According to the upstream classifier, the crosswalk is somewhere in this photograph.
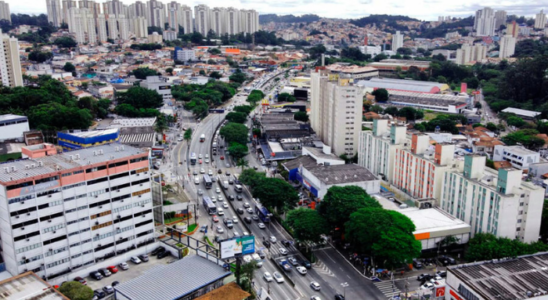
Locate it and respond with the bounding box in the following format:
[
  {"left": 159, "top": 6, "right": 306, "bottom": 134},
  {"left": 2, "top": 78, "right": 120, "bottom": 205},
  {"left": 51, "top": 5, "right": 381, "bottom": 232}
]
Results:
[
  {"left": 313, "top": 260, "right": 335, "bottom": 277},
  {"left": 374, "top": 280, "right": 402, "bottom": 299}
]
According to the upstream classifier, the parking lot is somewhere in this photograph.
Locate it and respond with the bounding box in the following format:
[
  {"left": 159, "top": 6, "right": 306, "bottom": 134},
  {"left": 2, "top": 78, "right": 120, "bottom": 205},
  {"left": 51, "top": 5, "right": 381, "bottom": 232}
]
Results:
[{"left": 85, "top": 252, "right": 178, "bottom": 294}]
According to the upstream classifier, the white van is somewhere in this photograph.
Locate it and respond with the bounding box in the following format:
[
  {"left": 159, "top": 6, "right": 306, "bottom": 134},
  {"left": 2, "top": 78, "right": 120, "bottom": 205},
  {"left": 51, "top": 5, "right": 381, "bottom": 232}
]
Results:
[{"left": 252, "top": 253, "right": 263, "bottom": 267}]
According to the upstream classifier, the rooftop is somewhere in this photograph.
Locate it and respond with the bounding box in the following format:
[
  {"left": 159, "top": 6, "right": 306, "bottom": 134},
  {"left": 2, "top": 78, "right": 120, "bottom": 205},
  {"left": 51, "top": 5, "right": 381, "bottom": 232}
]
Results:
[
  {"left": 114, "top": 255, "right": 231, "bottom": 300},
  {"left": 0, "top": 114, "right": 27, "bottom": 122},
  {"left": 357, "top": 78, "right": 445, "bottom": 93},
  {"left": 388, "top": 90, "right": 468, "bottom": 106},
  {"left": 194, "top": 282, "right": 250, "bottom": 300},
  {"left": 497, "top": 145, "right": 540, "bottom": 156},
  {"left": 501, "top": 107, "right": 541, "bottom": 118},
  {"left": 285, "top": 155, "right": 378, "bottom": 184},
  {"left": 0, "top": 272, "right": 69, "bottom": 300},
  {"left": 325, "top": 63, "right": 378, "bottom": 74},
  {"left": 109, "top": 118, "right": 157, "bottom": 128},
  {"left": 449, "top": 252, "right": 548, "bottom": 300},
  {"left": 61, "top": 129, "right": 119, "bottom": 138}
]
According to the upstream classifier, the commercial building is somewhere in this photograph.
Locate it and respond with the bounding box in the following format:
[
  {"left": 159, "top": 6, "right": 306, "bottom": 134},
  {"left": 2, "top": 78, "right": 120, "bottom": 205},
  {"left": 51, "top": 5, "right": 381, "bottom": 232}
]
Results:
[
  {"left": 446, "top": 252, "right": 548, "bottom": 300},
  {"left": 474, "top": 7, "right": 496, "bottom": 36},
  {"left": 358, "top": 45, "right": 382, "bottom": 56},
  {"left": 456, "top": 43, "right": 487, "bottom": 65},
  {"left": 140, "top": 76, "right": 172, "bottom": 103},
  {"left": 387, "top": 91, "right": 468, "bottom": 113},
  {"left": 0, "top": 114, "right": 29, "bottom": 143},
  {"left": 0, "top": 143, "right": 157, "bottom": 282},
  {"left": 391, "top": 30, "right": 404, "bottom": 51},
  {"left": 310, "top": 70, "right": 364, "bottom": 156},
  {"left": 324, "top": 63, "right": 379, "bottom": 81},
  {"left": 367, "top": 59, "right": 431, "bottom": 74},
  {"left": 0, "top": 30, "right": 23, "bottom": 87},
  {"left": 57, "top": 129, "right": 120, "bottom": 150},
  {"left": 492, "top": 145, "right": 540, "bottom": 170},
  {"left": 114, "top": 255, "right": 232, "bottom": 300},
  {"left": 46, "top": 0, "right": 63, "bottom": 27},
  {"left": 357, "top": 77, "right": 449, "bottom": 94},
  {"left": 147, "top": 31, "right": 162, "bottom": 43},
  {"left": 440, "top": 155, "right": 544, "bottom": 242},
  {"left": 0, "top": 271, "right": 70, "bottom": 300},
  {"left": 174, "top": 47, "right": 196, "bottom": 62},
  {"left": 535, "top": 9, "right": 547, "bottom": 29},
  {"left": 499, "top": 35, "right": 516, "bottom": 59},
  {"left": 501, "top": 107, "right": 541, "bottom": 120},
  {"left": 0, "top": 0, "right": 10, "bottom": 22}
]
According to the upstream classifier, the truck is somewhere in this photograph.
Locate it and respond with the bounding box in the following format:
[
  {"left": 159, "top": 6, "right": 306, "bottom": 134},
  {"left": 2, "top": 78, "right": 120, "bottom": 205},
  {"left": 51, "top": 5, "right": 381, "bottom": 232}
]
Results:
[{"left": 200, "top": 134, "right": 205, "bottom": 142}]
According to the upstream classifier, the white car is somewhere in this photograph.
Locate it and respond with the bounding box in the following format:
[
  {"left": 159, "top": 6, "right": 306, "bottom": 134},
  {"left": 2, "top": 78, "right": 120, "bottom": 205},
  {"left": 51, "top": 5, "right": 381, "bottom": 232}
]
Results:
[
  {"left": 421, "top": 283, "right": 434, "bottom": 290},
  {"left": 234, "top": 231, "right": 239, "bottom": 237},
  {"left": 200, "top": 168, "right": 205, "bottom": 174},
  {"left": 222, "top": 202, "right": 229, "bottom": 208},
  {"left": 258, "top": 223, "right": 266, "bottom": 229},
  {"left": 263, "top": 272, "right": 273, "bottom": 282},
  {"left": 205, "top": 154, "right": 209, "bottom": 159},
  {"left": 208, "top": 170, "right": 213, "bottom": 176},
  {"left": 273, "top": 272, "right": 284, "bottom": 283},
  {"left": 310, "top": 297, "right": 321, "bottom": 300},
  {"left": 197, "top": 189, "right": 203, "bottom": 195},
  {"left": 130, "top": 256, "right": 141, "bottom": 264},
  {"left": 205, "top": 158, "right": 210, "bottom": 164},
  {"left": 217, "top": 208, "right": 224, "bottom": 216},
  {"left": 216, "top": 226, "right": 224, "bottom": 233},
  {"left": 243, "top": 231, "right": 249, "bottom": 236},
  {"left": 296, "top": 266, "right": 307, "bottom": 275},
  {"left": 310, "top": 281, "right": 321, "bottom": 291},
  {"left": 269, "top": 236, "right": 277, "bottom": 243},
  {"left": 198, "top": 154, "right": 203, "bottom": 159},
  {"left": 232, "top": 216, "right": 239, "bottom": 223},
  {"left": 216, "top": 187, "right": 221, "bottom": 194},
  {"left": 279, "top": 247, "right": 288, "bottom": 255},
  {"left": 430, "top": 275, "right": 443, "bottom": 283},
  {"left": 218, "top": 196, "right": 223, "bottom": 201}
]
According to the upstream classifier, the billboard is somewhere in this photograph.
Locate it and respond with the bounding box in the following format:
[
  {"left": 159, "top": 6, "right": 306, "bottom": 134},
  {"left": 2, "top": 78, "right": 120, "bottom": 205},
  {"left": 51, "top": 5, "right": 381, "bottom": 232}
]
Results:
[{"left": 220, "top": 236, "right": 255, "bottom": 259}]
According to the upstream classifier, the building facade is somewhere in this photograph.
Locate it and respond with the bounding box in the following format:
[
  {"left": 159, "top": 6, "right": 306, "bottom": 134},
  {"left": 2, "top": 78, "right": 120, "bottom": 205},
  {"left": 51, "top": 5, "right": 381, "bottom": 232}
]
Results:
[
  {"left": 0, "top": 30, "right": 23, "bottom": 87},
  {"left": 456, "top": 43, "right": 486, "bottom": 65},
  {"left": 499, "top": 35, "right": 516, "bottom": 59},
  {"left": 494, "top": 10, "right": 506, "bottom": 30},
  {"left": 535, "top": 9, "right": 547, "bottom": 29},
  {"left": 474, "top": 7, "right": 496, "bottom": 36},
  {"left": 47, "top": 0, "right": 63, "bottom": 27},
  {"left": 0, "top": 0, "right": 10, "bottom": 22},
  {"left": 174, "top": 47, "right": 195, "bottom": 62},
  {"left": 391, "top": 31, "right": 403, "bottom": 52},
  {"left": 505, "top": 21, "right": 519, "bottom": 38},
  {"left": 194, "top": 4, "right": 210, "bottom": 36},
  {"left": 492, "top": 145, "right": 540, "bottom": 170}
]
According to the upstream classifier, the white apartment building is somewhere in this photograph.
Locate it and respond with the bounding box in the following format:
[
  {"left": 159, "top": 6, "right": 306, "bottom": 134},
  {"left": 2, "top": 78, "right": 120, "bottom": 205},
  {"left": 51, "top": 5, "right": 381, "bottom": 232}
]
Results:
[
  {"left": 211, "top": 7, "right": 226, "bottom": 35},
  {"left": 0, "top": 143, "right": 157, "bottom": 282},
  {"left": 0, "top": 30, "right": 23, "bottom": 87},
  {"left": 167, "top": 1, "right": 181, "bottom": 32},
  {"left": 225, "top": 7, "right": 240, "bottom": 35},
  {"left": 456, "top": 43, "right": 486, "bottom": 65},
  {"left": 118, "top": 15, "right": 129, "bottom": 40},
  {"left": 494, "top": 10, "right": 506, "bottom": 30},
  {"left": 310, "top": 70, "right": 364, "bottom": 156},
  {"left": 499, "top": 35, "right": 516, "bottom": 59},
  {"left": 68, "top": 7, "right": 97, "bottom": 44},
  {"left": 474, "top": 7, "right": 496, "bottom": 36},
  {"left": 391, "top": 31, "right": 403, "bottom": 52},
  {"left": 46, "top": 0, "right": 63, "bottom": 27},
  {"left": 103, "top": 0, "right": 126, "bottom": 18},
  {"left": 535, "top": 10, "right": 547, "bottom": 29},
  {"left": 0, "top": 114, "right": 29, "bottom": 142},
  {"left": 194, "top": 4, "right": 210, "bottom": 36},
  {"left": 492, "top": 145, "right": 540, "bottom": 170},
  {"left": 358, "top": 119, "right": 407, "bottom": 182},
  {"left": 162, "top": 30, "right": 177, "bottom": 41},
  {"left": 440, "top": 155, "right": 544, "bottom": 242},
  {"left": 180, "top": 5, "right": 193, "bottom": 35},
  {"left": 0, "top": 0, "right": 10, "bottom": 22},
  {"left": 174, "top": 48, "right": 195, "bottom": 62},
  {"left": 132, "top": 17, "right": 148, "bottom": 39},
  {"left": 358, "top": 45, "right": 382, "bottom": 56},
  {"left": 146, "top": 0, "right": 165, "bottom": 28},
  {"left": 62, "top": 0, "right": 77, "bottom": 27},
  {"left": 107, "top": 14, "right": 118, "bottom": 40},
  {"left": 97, "top": 14, "right": 107, "bottom": 42},
  {"left": 240, "top": 9, "right": 259, "bottom": 34}
]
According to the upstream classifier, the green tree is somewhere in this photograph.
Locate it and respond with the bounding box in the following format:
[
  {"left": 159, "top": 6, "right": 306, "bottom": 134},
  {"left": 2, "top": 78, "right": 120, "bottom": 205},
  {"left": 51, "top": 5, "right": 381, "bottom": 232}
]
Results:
[
  {"left": 252, "top": 178, "right": 299, "bottom": 213},
  {"left": 116, "top": 86, "right": 163, "bottom": 109},
  {"left": 465, "top": 233, "right": 548, "bottom": 261},
  {"left": 58, "top": 281, "right": 94, "bottom": 300},
  {"left": 229, "top": 69, "right": 247, "bottom": 84},
  {"left": 220, "top": 122, "right": 248, "bottom": 145},
  {"left": 370, "top": 105, "right": 383, "bottom": 113},
  {"left": 294, "top": 111, "right": 309, "bottom": 122},
  {"left": 209, "top": 71, "right": 222, "bottom": 79},
  {"left": 234, "top": 105, "right": 253, "bottom": 115},
  {"left": 372, "top": 88, "right": 389, "bottom": 102},
  {"left": 246, "top": 90, "right": 264, "bottom": 106},
  {"left": 63, "top": 62, "right": 76, "bottom": 73},
  {"left": 278, "top": 92, "right": 296, "bottom": 102},
  {"left": 165, "top": 67, "right": 173, "bottom": 75},
  {"left": 236, "top": 158, "right": 249, "bottom": 171},
  {"left": 228, "top": 142, "right": 248, "bottom": 160},
  {"left": 285, "top": 208, "right": 329, "bottom": 243},
  {"left": 225, "top": 112, "right": 247, "bottom": 123},
  {"left": 208, "top": 47, "right": 222, "bottom": 55},
  {"left": 318, "top": 186, "right": 381, "bottom": 232},
  {"left": 28, "top": 50, "right": 52, "bottom": 63},
  {"left": 506, "top": 116, "right": 526, "bottom": 128},
  {"left": 184, "top": 128, "right": 192, "bottom": 142},
  {"left": 486, "top": 122, "right": 497, "bottom": 132},
  {"left": 383, "top": 106, "right": 399, "bottom": 116},
  {"left": 398, "top": 107, "right": 423, "bottom": 121},
  {"left": 239, "top": 169, "right": 265, "bottom": 188},
  {"left": 132, "top": 67, "right": 160, "bottom": 79},
  {"left": 54, "top": 37, "right": 77, "bottom": 48},
  {"left": 199, "top": 70, "right": 206, "bottom": 76}
]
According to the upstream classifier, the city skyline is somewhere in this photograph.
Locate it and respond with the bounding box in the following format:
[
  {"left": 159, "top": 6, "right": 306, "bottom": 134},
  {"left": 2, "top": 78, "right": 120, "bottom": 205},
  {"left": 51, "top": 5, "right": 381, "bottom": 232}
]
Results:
[{"left": 0, "top": 0, "right": 546, "bottom": 22}]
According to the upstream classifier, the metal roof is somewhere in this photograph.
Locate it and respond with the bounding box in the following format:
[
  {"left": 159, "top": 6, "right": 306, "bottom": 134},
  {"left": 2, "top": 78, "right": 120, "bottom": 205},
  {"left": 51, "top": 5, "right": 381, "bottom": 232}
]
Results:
[
  {"left": 63, "top": 129, "right": 119, "bottom": 138},
  {"left": 0, "top": 114, "right": 27, "bottom": 122},
  {"left": 357, "top": 78, "right": 445, "bottom": 93},
  {"left": 501, "top": 107, "right": 541, "bottom": 118},
  {"left": 114, "top": 255, "right": 231, "bottom": 300}
]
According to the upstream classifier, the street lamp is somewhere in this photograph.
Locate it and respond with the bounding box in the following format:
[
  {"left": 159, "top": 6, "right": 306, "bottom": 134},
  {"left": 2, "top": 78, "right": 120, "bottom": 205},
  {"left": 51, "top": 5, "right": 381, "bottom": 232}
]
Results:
[{"left": 341, "top": 282, "right": 349, "bottom": 298}]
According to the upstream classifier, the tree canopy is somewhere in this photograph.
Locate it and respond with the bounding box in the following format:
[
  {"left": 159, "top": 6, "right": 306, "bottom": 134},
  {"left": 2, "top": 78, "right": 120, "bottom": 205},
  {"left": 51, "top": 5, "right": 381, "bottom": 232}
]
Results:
[
  {"left": 54, "top": 37, "right": 77, "bottom": 48},
  {"left": 465, "top": 233, "right": 548, "bottom": 262},
  {"left": 372, "top": 88, "right": 389, "bottom": 102},
  {"left": 278, "top": 92, "right": 296, "bottom": 102},
  {"left": 294, "top": 111, "right": 309, "bottom": 122},
  {"left": 227, "top": 142, "right": 248, "bottom": 160},
  {"left": 132, "top": 67, "right": 160, "bottom": 80},
  {"left": 285, "top": 208, "right": 329, "bottom": 243},
  {"left": 225, "top": 112, "right": 247, "bottom": 123},
  {"left": 58, "top": 281, "right": 94, "bottom": 300},
  {"left": 251, "top": 177, "right": 299, "bottom": 214},
  {"left": 246, "top": 90, "right": 264, "bottom": 106},
  {"left": 220, "top": 122, "right": 248, "bottom": 145},
  {"left": 239, "top": 169, "right": 266, "bottom": 188},
  {"left": 28, "top": 50, "right": 52, "bottom": 63},
  {"left": 116, "top": 86, "right": 163, "bottom": 109},
  {"left": 229, "top": 69, "right": 247, "bottom": 84}
]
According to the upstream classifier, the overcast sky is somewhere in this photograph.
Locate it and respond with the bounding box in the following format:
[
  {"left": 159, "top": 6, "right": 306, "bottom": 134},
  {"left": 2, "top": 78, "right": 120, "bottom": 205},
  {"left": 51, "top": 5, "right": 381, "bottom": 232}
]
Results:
[{"left": 4, "top": 0, "right": 546, "bottom": 21}]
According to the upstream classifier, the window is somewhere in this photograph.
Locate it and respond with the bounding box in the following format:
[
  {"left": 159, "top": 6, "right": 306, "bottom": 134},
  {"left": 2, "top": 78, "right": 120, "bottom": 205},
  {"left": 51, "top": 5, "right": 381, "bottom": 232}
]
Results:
[
  {"left": 63, "top": 182, "right": 85, "bottom": 190},
  {"left": 43, "top": 234, "right": 67, "bottom": 245},
  {"left": 86, "top": 165, "right": 107, "bottom": 173},
  {"left": 73, "top": 170, "right": 84, "bottom": 175},
  {"left": 7, "top": 181, "right": 33, "bottom": 191},
  {"left": 36, "top": 176, "right": 59, "bottom": 185},
  {"left": 108, "top": 160, "right": 128, "bottom": 168},
  {"left": 130, "top": 157, "right": 148, "bottom": 164},
  {"left": 8, "top": 194, "right": 35, "bottom": 205},
  {"left": 16, "top": 242, "right": 41, "bottom": 254}
]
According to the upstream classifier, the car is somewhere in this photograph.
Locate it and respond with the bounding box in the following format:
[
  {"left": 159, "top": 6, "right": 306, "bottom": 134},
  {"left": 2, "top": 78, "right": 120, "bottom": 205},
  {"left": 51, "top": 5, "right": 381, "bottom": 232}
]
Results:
[
  {"left": 232, "top": 216, "right": 239, "bottom": 223},
  {"left": 281, "top": 240, "right": 291, "bottom": 247},
  {"left": 335, "top": 294, "right": 345, "bottom": 300},
  {"left": 216, "top": 226, "right": 224, "bottom": 233},
  {"left": 417, "top": 274, "right": 432, "bottom": 281},
  {"left": 273, "top": 272, "right": 284, "bottom": 283},
  {"left": 94, "top": 289, "right": 106, "bottom": 299},
  {"left": 233, "top": 231, "right": 240, "bottom": 237},
  {"left": 310, "top": 296, "right": 322, "bottom": 300},
  {"left": 288, "top": 257, "right": 299, "bottom": 265},
  {"left": 193, "top": 170, "right": 198, "bottom": 175},
  {"left": 296, "top": 266, "right": 307, "bottom": 275},
  {"left": 436, "top": 271, "right": 447, "bottom": 278},
  {"left": 198, "top": 154, "right": 203, "bottom": 159},
  {"left": 74, "top": 277, "right": 87, "bottom": 285},
  {"left": 279, "top": 247, "right": 288, "bottom": 255},
  {"left": 438, "top": 255, "right": 456, "bottom": 266},
  {"left": 413, "top": 259, "right": 423, "bottom": 269},
  {"left": 216, "top": 187, "right": 221, "bottom": 194},
  {"left": 430, "top": 275, "right": 443, "bottom": 283},
  {"left": 200, "top": 225, "right": 207, "bottom": 232},
  {"left": 200, "top": 168, "right": 205, "bottom": 174},
  {"left": 258, "top": 222, "right": 266, "bottom": 229},
  {"left": 229, "top": 179, "right": 234, "bottom": 185},
  {"left": 205, "top": 158, "right": 210, "bottom": 163},
  {"left": 208, "top": 169, "right": 213, "bottom": 176},
  {"left": 269, "top": 236, "right": 277, "bottom": 243},
  {"left": 106, "top": 266, "right": 118, "bottom": 273},
  {"left": 218, "top": 169, "right": 223, "bottom": 174},
  {"left": 262, "top": 240, "right": 271, "bottom": 248},
  {"left": 310, "top": 281, "right": 321, "bottom": 291},
  {"left": 243, "top": 202, "right": 250, "bottom": 208},
  {"left": 226, "top": 170, "right": 231, "bottom": 175},
  {"left": 112, "top": 281, "right": 120, "bottom": 287},
  {"left": 211, "top": 197, "right": 217, "bottom": 203},
  {"left": 98, "top": 268, "right": 111, "bottom": 277},
  {"left": 236, "top": 195, "right": 243, "bottom": 201},
  {"left": 246, "top": 207, "right": 253, "bottom": 214},
  {"left": 151, "top": 246, "right": 165, "bottom": 256},
  {"left": 89, "top": 271, "right": 103, "bottom": 280},
  {"left": 224, "top": 218, "right": 234, "bottom": 228},
  {"left": 280, "top": 260, "right": 291, "bottom": 272},
  {"left": 243, "top": 231, "right": 249, "bottom": 236},
  {"left": 244, "top": 217, "right": 252, "bottom": 223},
  {"left": 228, "top": 195, "right": 235, "bottom": 201},
  {"left": 138, "top": 254, "right": 149, "bottom": 262},
  {"left": 212, "top": 215, "right": 219, "bottom": 222},
  {"left": 220, "top": 156, "right": 225, "bottom": 160},
  {"left": 118, "top": 262, "right": 129, "bottom": 270},
  {"left": 264, "top": 272, "right": 273, "bottom": 282},
  {"left": 421, "top": 283, "right": 434, "bottom": 290},
  {"left": 237, "top": 208, "right": 244, "bottom": 214},
  {"left": 217, "top": 208, "right": 225, "bottom": 216},
  {"left": 197, "top": 189, "right": 203, "bottom": 195},
  {"left": 199, "top": 159, "right": 202, "bottom": 164},
  {"left": 158, "top": 250, "right": 170, "bottom": 259},
  {"left": 301, "top": 260, "right": 312, "bottom": 269},
  {"left": 103, "top": 286, "right": 114, "bottom": 294}
]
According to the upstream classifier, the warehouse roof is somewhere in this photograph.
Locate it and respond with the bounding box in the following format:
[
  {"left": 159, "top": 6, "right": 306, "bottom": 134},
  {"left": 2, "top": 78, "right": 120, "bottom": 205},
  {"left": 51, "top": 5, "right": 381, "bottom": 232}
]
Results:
[
  {"left": 501, "top": 107, "right": 541, "bottom": 118},
  {"left": 283, "top": 155, "right": 378, "bottom": 184},
  {"left": 115, "top": 255, "right": 231, "bottom": 300},
  {"left": 0, "top": 272, "right": 69, "bottom": 300},
  {"left": 357, "top": 78, "right": 445, "bottom": 93},
  {"left": 388, "top": 90, "right": 468, "bottom": 106}
]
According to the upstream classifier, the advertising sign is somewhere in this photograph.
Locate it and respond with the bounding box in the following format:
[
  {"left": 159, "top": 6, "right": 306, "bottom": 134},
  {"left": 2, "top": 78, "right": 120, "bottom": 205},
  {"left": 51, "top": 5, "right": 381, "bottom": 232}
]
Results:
[{"left": 220, "top": 236, "right": 255, "bottom": 259}]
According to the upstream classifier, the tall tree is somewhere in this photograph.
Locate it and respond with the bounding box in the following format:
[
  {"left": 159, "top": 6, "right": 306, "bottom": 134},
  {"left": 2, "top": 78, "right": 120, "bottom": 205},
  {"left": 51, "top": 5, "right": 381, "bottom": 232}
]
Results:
[
  {"left": 252, "top": 178, "right": 299, "bottom": 213},
  {"left": 228, "top": 142, "right": 248, "bottom": 160},
  {"left": 239, "top": 169, "right": 265, "bottom": 188},
  {"left": 220, "top": 122, "right": 248, "bottom": 145},
  {"left": 372, "top": 88, "right": 389, "bottom": 102},
  {"left": 285, "top": 208, "right": 329, "bottom": 243},
  {"left": 116, "top": 86, "right": 163, "bottom": 109},
  {"left": 58, "top": 281, "right": 94, "bottom": 300}
]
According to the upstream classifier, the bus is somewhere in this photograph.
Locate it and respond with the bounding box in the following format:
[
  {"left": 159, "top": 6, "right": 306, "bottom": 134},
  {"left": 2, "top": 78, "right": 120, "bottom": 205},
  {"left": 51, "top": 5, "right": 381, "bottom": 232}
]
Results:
[
  {"left": 203, "top": 174, "right": 212, "bottom": 189},
  {"left": 255, "top": 203, "right": 272, "bottom": 223},
  {"left": 190, "top": 153, "right": 197, "bottom": 165},
  {"left": 202, "top": 196, "right": 217, "bottom": 215},
  {"left": 200, "top": 134, "right": 205, "bottom": 142}
]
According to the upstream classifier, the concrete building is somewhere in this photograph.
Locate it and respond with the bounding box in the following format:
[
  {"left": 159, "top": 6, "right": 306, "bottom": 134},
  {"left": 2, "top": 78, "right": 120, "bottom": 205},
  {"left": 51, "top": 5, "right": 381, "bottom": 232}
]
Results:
[
  {"left": 103, "top": 0, "right": 126, "bottom": 18},
  {"left": 118, "top": 15, "right": 129, "bottom": 40},
  {"left": 391, "top": 30, "right": 403, "bottom": 51},
  {"left": 211, "top": 7, "right": 226, "bottom": 35},
  {"left": 62, "top": 0, "right": 77, "bottom": 27},
  {"left": 162, "top": 30, "right": 177, "bottom": 41},
  {"left": 474, "top": 7, "right": 496, "bottom": 36},
  {"left": 194, "top": 4, "right": 210, "bottom": 36},
  {"left": 494, "top": 10, "right": 507, "bottom": 30},
  {"left": 0, "top": 143, "right": 157, "bottom": 283},
  {"left": 535, "top": 9, "right": 547, "bottom": 29},
  {"left": 0, "top": 0, "right": 10, "bottom": 22},
  {"left": 107, "top": 14, "right": 118, "bottom": 40},
  {"left": 225, "top": 7, "right": 240, "bottom": 35},
  {"left": 325, "top": 63, "right": 379, "bottom": 81},
  {"left": 358, "top": 119, "right": 407, "bottom": 182},
  {"left": 357, "top": 77, "right": 448, "bottom": 94},
  {"left": 140, "top": 76, "right": 171, "bottom": 103},
  {"left": 456, "top": 43, "right": 487, "bottom": 65},
  {"left": 310, "top": 70, "right": 364, "bottom": 156},
  {"left": 173, "top": 47, "right": 195, "bottom": 62},
  {"left": 132, "top": 17, "right": 148, "bottom": 38},
  {"left": 167, "top": 1, "right": 181, "bottom": 32},
  {"left": 499, "top": 35, "right": 516, "bottom": 59},
  {"left": 0, "top": 30, "right": 23, "bottom": 87},
  {"left": 358, "top": 45, "right": 382, "bottom": 56},
  {"left": 441, "top": 155, "right": 544, "bottom": 242},
  {"left": 240, "top": 9, "right": 259, "bottom": 34},
  {"left": 492, "top": 145, "right": 540, "bottom": 170},
  {"left": 147, "top": 31, "right": 162, "bottom": 43},
  {"left": 0, "top": 271, "right": 70, "bottom": 299},
  {"left": 501, "top": 107, "right": 541, "bottom": 120},
  {"left": 387, "top": 91, "right": 468, "bottom": 114},
  {"left": 0, "top": 114, "right": 29, "bottom": 143},
  {"left": 146, "top": 0, "right": 165, "bottom": 28},
  {"left": 46, "top": 0, "right": 63, "bottom": 27},
  {"left": 446, "top": 252, "right": 548, "bottom": 300},
  {"left": 96, "top": 14, "right": 107, "bottom": 42},
  {"left": 506, "top": 21, "right": 519, "bottom": 38},
  {"left": 180, "top": 5, "right": 193, "bottom": 35}
]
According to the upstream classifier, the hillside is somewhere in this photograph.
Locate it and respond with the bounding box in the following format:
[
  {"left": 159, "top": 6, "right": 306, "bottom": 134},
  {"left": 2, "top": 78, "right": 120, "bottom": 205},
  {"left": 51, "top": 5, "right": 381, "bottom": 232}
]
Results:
[
  {"left": 350, "top": 14, "right": 419, "bottom": 31},
  {"left": 259, "top": 14, "right": 320, "bottom": 24},
  {"left": 417, "top": 16, "right": 474, "bottom": 38}
]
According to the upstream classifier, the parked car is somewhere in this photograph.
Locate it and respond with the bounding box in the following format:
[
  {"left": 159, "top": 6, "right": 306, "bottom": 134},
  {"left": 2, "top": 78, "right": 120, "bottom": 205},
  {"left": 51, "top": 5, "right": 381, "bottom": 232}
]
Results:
[
  {"left": 421, "top": 283, "right": 434, "bottom": 290},
  {"left": 151, "top": 246, "right": 165, "bottom": 256},
  {"left": 138, "top": 254, "right": 149, "bottom": 262},
  {"left": 103, "top": 285, "right": 114, "bottom": 294},
  {"left": 130, "top": 256, "right": 142, "bottom": 264},
  {"left": 158, "top": 250, "right": 170, "bottom": 259},
  {"left": 98, "top": 268, "right": 111, "bottom": 277},
  {"left": 74, "top": 277, "right": 87, "bottom": 285},
  {"left": 417, "top": 274, "right": 432, "bottom": 281},
  {"left": 93, "top": 289, "right": 106, "bottom": 299},
  {"left": 413, "top": 259, "right": 423, "bottom": 269},
  {"left": 438, "top": 255, "right": 456, "bottom": 266},
  {"left": 118, "top": 262, "right": 129, "bottom": 270},
  {"left": 112, "top": 281, "right": 120, "bottom": 287},
  {"left": 89, "top": 271, "right": 103, "bottom": 280},
  {"left": 436, "top": 271, "right": 447, "bottom": 278},
  {"left": 106, "top": 266, "right": 118, "bottom": 274}
]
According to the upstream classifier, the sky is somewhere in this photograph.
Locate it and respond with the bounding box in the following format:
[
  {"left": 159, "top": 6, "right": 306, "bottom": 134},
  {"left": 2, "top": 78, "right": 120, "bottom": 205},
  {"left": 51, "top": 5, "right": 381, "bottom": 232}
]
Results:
[{"left": 4, "top": 0, "right": 546, "bottom": 21}]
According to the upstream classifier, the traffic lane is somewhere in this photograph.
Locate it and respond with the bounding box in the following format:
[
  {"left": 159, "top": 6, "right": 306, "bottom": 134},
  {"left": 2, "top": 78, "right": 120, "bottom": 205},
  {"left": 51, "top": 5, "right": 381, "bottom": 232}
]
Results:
[
  {"left": 255, "top": 259, "right": 300, "bottom": 300},
  {"left": 314, "top": 248, "right": 387, "bottom": 300}
]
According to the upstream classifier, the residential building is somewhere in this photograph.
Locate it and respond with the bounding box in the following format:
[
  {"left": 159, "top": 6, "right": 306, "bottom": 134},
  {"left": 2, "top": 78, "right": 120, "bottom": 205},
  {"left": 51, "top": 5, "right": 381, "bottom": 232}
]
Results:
[
  {"left": 211, "top": 7, "right": 226, "bottom": 35},
  {"left": 310, "top": 70, "right": 364, "bottom": 156},
  {"left": 492, "top": 145, "right": 540, "bottom": 170},
  {"left": 225, "top": 7, "right": 240, "bottom": 35},
  {"left": 0, "top": 0, "right": 10, "bottom": 22},
  {"left": 167, "top": 1, "right": 181, "bottom": 32},
  {"left": 147, "top": 0, "right": 165, "bottom": 28},
  {"left": 325, "top": 63, "right": 379, "bottom": 81},
  {"left": 103, "top": 0, "right": 126, "bottom": 17},
  {"left": 46, "top": 0, "right": 63, "bottom": 27},
  {"left": 446, "top": 253, "right": 548, "bottom": 300},
  {"left": 174, "top": 47, "right": 195, "bottom": 62},
  {"left": 132, "top": 17, "right": 148, "bottom": 38},
  {"left": 358, "top": 45, "right": 382, "bottom": 56},
  {"left": 391, "top": 30, "right": 403, "bottom": 51},
  {"left": 118, "top": 15, "right": 129, "bottom": 40},
  {"left": 240, "top": 9, "right": 259, "bottom": 34},
  {"left": 194, "top": 4, "right": 210, "bottom": 36},
  {"left": 440, "top": 155, "right": 544, "bottom": 242},
  {"left": 0, "top": 143, "right": 156, "bottom": 282},
  {"left": 147, "top": 31, "right": 162, "bottom": 43},
  {"left": 0, "top": 272, "right": 70, "bottom": 300},
  {"left": 0, "top": 114, "right": 29, "bottom": 142},
  {"left": 163, "top": 30, "right": 177, "bottom": 41},
  {"left": 494, "top": 10, "right": 506, "bottom": 30},
  {"left": 456, "top": 43, "right": 487, "bottom": 65},
  {"left": 107, "top": 14, "right": 118, "bottom": 40},
  {"left": 140, "top": 76, "right": 171, "bottom": 103},
  {"left": 358, "top": 119, "right": 407, "bottom": 182},
  {"left": 97, "top": 14, "right": 107, "bottom": 42},
  {"left": 506, "top": 20, "right": 519, "bottom": 38},
  {"left": 180, "top": 5, "right": 193, "bottom": 34},
  {"left": 499, "top": 35, "right": 516, "bottom": 59},
  {"left": 68, "top": 7, "right": 98, "bottom": 44},
  {"left": 474, "top": 7, "right": 496, "bottom": 36},
  {"left": 535, "top": 9, "right": 547, "bottom": 29},
  {"left": 0, "top": 30, "right": 23, "bottom": 87},
  {"left": 62, "top": 0, "right": 77, "bottom": 26}
]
